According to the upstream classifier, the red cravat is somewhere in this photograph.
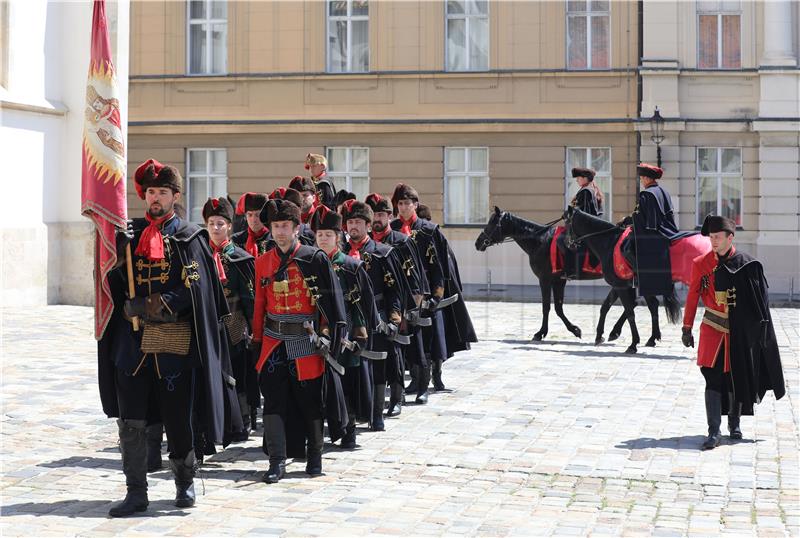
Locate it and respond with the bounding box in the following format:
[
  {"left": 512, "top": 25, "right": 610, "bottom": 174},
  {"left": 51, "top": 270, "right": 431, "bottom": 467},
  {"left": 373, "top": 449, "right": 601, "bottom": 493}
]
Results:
[
  {"left": 372, "top": 227, "right": 390, "bottom": 242},
  {"left": 348, "top": 236, "right": 368, "bottom": 260},
  {"left": 134, "top": 211, "right": 175, "bottom": 261},
  {"left": 399, "top": 214, "right": 417, "bottom": 236},
  {"left": 245, "top": 227, "right": 267, "bottom": 258},
  {"left": 210, "top": 239, "right": 230, "bottom": 283}
]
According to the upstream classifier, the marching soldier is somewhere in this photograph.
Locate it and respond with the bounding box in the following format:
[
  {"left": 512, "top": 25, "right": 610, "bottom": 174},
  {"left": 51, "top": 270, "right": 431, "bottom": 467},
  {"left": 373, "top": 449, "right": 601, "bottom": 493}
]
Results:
[
  {"left": 251, "top": 198, "right": 347, "bottom": 483},
  {"left": 559, "top": 167, "right": 604, "bottom": 279},
  {"left": 305, "top": 153, "right": 337, "bottom": 211},
  {"left": 341, "top": 200, "right": 408, "bottom": 429},
  {"left": 621, "top": 163, "right": 684, "bottom": 297},
  {"left": 100, "top": 159, "right": 240, "bottom": 516},
  {"left": 312, "top": 205, "right": 380, "bottom": 447},
  {"left": 203, "top": 197, "right": 259, "bottom": 436},
  {"left": 232, "top": 192, "right": 271, "bottom": 257},
  {"left": 391, "top": 184, "right": 476, "bottom": 400},
  {"left": 366, "top": 192, "right": 428, "bottom": 416},
  {"left": 289, "top": 175, "right": 320, "bottom": 224},
  {"left": 682, "top": 215, "right": 785, "bottom": 449},
  {"left": 269, "top": 187, "right": 317, "bottom": 246}
]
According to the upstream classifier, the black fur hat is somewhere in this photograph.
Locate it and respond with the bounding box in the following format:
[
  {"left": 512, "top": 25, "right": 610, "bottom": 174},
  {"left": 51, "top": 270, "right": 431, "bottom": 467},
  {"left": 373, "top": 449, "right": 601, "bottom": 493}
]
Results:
[
  {"left": 571, "top": 167, "right": 596, "bottom": 181},
  {"left": 365, "top": 193, "right": 392, "bottom": 214},
  {"left": 202, "top": 197, "right": 234, "bottom": 222},
  {"left": 310, "top": 205, "right": 342, "bottom": 232},
  {"left": 700, "top": 214, "right": 736, "bottom": 236},
  {"left": 261, "top": 198, "right": 301, "bottom": 226},
  {"left": 340, "top": 199, "right": 373, "bottom": 223},
  {"left": 269, "top": 187, "right": 303, "bottom": 209},
  {"left": 134, "top": 159, "right": 183, "bottom": 199}
]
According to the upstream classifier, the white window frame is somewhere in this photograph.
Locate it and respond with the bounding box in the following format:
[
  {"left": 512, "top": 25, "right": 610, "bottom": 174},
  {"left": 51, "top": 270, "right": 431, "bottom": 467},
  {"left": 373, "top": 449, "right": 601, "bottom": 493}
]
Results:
[
  {"left": 566, "top": 0, "right": 611, "bottom": 70},
  {"left": 696, "top": 2, "right": 741, "bottom": 70},
  {"left": 326, "top": 0, "right": 370, "bottom": 73},
  {"left": 186, "top": 0, "right": 227, "bottom": 75},
  {"left": 564, "top": 147, "right": 612, "bottom": 222},
  {"left": 325, "top": 147, "right": 370, "bottom": 199},
  {"left": 186, "top": 148, "right": 228, "bottom": 223},
  {"left": 695, "top": 147, "right": 743, "bottom": 227},
  {"left": 444, "top": 146, "right": 490, "bottom": 226},
  {"left": 445, "top": 0, "right": 490, "bottom": 72}
]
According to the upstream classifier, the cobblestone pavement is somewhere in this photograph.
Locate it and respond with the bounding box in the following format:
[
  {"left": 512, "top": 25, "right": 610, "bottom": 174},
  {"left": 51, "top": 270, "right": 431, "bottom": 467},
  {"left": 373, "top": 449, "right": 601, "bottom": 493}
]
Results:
[{"left": 1, "top": 302, "right": 797, "bottom": 536}]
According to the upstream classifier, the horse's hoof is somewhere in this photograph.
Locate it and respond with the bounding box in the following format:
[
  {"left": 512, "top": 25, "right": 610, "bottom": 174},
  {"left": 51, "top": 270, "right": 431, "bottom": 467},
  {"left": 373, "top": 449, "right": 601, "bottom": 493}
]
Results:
[
  {"left": 625, "top": 345, "right": 638, "bottom": 354},
  {"left": 608, "top": 332, "right": 620, "bottom": 342},
  {"left": 645, "top": 337, "right": 657, "bottom": 347},
  {"left": 571, "top": 327, "right": 582, "bottom": 339},
  {"left": 532, "top": 333, "right": 544, "bottom": 342},
  {"left": 595, "top": 336, "right": 605, "bottom": 346}
]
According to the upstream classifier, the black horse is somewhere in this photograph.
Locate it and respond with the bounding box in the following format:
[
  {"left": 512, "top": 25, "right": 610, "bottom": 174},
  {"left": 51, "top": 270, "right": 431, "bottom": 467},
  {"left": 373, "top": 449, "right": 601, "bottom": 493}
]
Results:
[
  {"left": 475, "top": 206, "right": 629, "bottom": 342},
  {"left": 563, "top": 206, "right": 681, "bottom": 353}
]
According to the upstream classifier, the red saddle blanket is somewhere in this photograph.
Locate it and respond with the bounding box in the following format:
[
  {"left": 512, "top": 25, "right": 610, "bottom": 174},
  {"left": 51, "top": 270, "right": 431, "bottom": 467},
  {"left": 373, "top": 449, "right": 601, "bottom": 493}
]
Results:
[
  {"left": 550, "top": 226, "right": 603, "bottom": 276},
  {"left": 613, "top": 228, "right": 712, "bottom": 284}
]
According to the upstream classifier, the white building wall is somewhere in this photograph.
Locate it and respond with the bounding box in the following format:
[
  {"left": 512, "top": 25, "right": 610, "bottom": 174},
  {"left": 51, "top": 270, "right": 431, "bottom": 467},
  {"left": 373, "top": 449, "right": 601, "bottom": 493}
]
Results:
[{"left": 0, "top": 0, "right": 130, "bottom": 306}]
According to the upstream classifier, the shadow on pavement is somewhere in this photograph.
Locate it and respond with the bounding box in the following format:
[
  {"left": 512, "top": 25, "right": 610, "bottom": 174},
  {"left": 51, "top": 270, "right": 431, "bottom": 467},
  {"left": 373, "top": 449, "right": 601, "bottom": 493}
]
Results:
[
  {"left": 545, "top": 348, "right": 690, "bottom": 361},
  {"left": 0, "top": 499, "right": 190, "bottom": 518},
  {"left": 39, "top": 456, "right": 121, "bottom": 470},
  {"left": 616, "top": 435, "right": 759, "bottom": 451}
]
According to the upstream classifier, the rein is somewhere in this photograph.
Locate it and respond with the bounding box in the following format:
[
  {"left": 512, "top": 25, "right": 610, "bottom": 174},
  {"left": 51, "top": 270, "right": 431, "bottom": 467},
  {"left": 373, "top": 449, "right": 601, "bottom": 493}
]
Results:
[{"left": 567, "top": 223, "right": 621, "bottom": 243}]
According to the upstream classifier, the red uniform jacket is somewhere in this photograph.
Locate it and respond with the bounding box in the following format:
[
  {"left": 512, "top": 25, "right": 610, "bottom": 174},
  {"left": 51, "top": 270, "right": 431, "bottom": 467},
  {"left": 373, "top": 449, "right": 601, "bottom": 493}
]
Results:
[
  {"left": 252, "top": 245, "right": 324, "bottom": 381},
  {"left": 683, "top": 248, "right": 733, "bottom": 371}
]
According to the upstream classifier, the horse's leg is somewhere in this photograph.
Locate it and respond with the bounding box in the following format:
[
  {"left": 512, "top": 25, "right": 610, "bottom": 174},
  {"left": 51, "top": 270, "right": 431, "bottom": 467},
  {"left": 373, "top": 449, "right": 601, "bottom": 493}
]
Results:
[
  {"left": 620, "top": 287, "right": 640, "bottom": 354},
  {"left": 608, "top": 293, "right": 627, "bottom": 342},
  {"left": 533, "top": 278, "right": 551, "bottom": 341},
  {"left": 595, "top": 288, "right": 617, "bottom": 345},
  {"left": 553, "top": 278, "right": 581, "bottom": 338},
  {"left": 644, "top": 295, "right": 661, "bottom": 347}
]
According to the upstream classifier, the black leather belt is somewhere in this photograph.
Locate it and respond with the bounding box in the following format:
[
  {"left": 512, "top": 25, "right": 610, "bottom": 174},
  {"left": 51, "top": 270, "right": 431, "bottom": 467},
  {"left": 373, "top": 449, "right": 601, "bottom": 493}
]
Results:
[{"left": 265, "top": 319, "right": 308, "bottom": 336}]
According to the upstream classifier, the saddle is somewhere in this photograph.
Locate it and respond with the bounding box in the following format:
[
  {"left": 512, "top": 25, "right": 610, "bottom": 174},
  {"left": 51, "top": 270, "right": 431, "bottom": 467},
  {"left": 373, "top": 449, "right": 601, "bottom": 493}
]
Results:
[
  {"left": 613, "top": 228, "right": 710, "bottom": 284},
  {"left": 550, "top": 226, "right": 602, "bottom": 276}
]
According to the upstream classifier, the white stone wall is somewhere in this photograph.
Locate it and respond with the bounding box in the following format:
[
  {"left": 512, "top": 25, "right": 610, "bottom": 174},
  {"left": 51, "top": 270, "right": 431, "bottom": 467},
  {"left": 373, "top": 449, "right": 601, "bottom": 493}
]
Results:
[{"left": 0, "top": 0, "right": 130, "bottom": 307}]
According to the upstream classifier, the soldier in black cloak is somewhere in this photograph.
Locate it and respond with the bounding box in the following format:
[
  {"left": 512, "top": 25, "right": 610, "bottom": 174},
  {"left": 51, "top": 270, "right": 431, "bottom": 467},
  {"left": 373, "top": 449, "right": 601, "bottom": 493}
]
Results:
[
  {"left": 99, "top": 159, "right": 241, "bottom": 517},
  {"left": 203, "top": 197, "right": 259, "bottom": 437},
  {"left": 558, "top": 167, "right": 603, "bottom": 279},
  {"left": 312, "top": 205, "right": 381, "bottom": 447},
  {"left": 305, "top": 153, "right": 338, "bottom": 211},
  {"left": 684, "top": 215, "right": 786, "bottom": 449}
]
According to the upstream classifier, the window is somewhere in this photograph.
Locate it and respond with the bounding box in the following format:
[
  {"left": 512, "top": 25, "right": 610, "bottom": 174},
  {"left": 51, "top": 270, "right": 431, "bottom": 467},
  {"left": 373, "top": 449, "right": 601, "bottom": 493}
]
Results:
[
  {"left": 697, "top": 1, "right": 740, "bottom": 69},
  {"left": 186, "top": 149, "right": 228, "bottom": 223},
  {"left": 565, "top": 147, "right": 612, "bottom": 221},
  {"left": 566, "top": 0, "right": 610, "bottom": 70},
  {"left": 696, "top": 147, "right": 742, "bottom": 226},
  {"left": 187, "top": 0, "right": 227, "bottom": 75},
  {"left": 327, "top": 0, "right": 369, "bottom": 73},
  {"left": 326, "top": 147, "right": 370, "bottom": 201},
  {"left": 444, "top": 147, "right": 489, "bottom": 225},
  {"left": 446, "top": 0, "right": 489, "bottom": 71}
]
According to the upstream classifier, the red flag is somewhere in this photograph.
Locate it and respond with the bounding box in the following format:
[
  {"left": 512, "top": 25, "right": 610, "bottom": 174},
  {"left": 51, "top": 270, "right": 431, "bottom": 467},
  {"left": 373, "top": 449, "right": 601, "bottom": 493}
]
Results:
[{"left": 81, "top": 0, "right": 127, "bottom": 340}]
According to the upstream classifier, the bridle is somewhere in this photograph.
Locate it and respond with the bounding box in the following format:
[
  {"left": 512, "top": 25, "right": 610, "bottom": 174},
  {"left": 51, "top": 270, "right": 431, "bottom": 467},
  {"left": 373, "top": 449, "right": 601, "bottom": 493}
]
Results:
[{"left": 564, "top": 212, "right": 620, "bottom": 248}]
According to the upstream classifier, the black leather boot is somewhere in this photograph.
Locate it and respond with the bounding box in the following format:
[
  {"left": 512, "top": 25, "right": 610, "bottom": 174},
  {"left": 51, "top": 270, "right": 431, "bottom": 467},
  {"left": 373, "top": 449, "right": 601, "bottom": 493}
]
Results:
[
  {"left": 341, "top": 415, "right": 357, "bottom": 449},
  {"left": 728, "top": 394, "right": 742, "bottom": 440},
  {"left": 405, "top": 365, "right": 419, "bottom": 395},
  {"left": 109, "top": 419, "right": 149, "bottom": 517},
  {"left": 702, "top": 390, "right": 722, "bottom": 450},
  {"left": 169, "top": 451, "right": 196, "bottom": 508},
  {"left": 415, "top": 363, "right": 431, "bottom": 405},
  {"left": 306, "top": 419, "right": 324, "bottom": 476},
  {"left": 263, "top": 414, "right": 286, "bottom": 483},
  {"left": 371, "top": 384, "right": 385, "bottom": 431},
  {"left": 387, "top": 381, "right": 403, "bottom": 417},
  {"left": 145, "top": 423, "right": 163, "bottom": 473},
  {"left": 431, "top": 360, "right": 446, "bottom": 392}
]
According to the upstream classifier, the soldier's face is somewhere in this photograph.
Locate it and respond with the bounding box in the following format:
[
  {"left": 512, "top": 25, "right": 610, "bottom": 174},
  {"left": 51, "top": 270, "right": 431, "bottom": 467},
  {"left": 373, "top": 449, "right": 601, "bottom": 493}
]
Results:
[
  {"left": 310, "top": 164, "right": 325, "bottom": 177},
  {"left": 271, "top": 220, "right": 298, "bottom": 251},
  {"left": 315, "top": 229, "right": 339, "bottom": 254},
  {"left": 709, "top": 231, "right": 734, "bottom": 255},
  {"left": 206, "top": 216, "right": 230, "bottom": 244},
  {"left": 347, "top": 218, "right": 369, "bottom": 242},
  {"left": 372, "top": 211, "right": 390, "bottom": 232},
  {"left": 576, "top": 176, "right": 589, "bottom": 187},
  {"left": 246, "top": 210, "right": 265, "bottom": 233},
  {"left": 145, "top": 188, "right": 179, "bottom": 218},
  {"left": 397, "top": 199, "right": 417, "bottom": 220},
  {"left": 300, "top": 191, "right": 316, "bottom": 212}
]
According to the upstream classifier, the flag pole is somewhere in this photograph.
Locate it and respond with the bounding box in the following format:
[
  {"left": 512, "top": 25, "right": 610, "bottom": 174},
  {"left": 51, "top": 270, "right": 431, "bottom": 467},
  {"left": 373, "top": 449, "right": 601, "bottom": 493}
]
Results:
[{"left": 125, "top": 243, "right": 140, "bottom": 331}]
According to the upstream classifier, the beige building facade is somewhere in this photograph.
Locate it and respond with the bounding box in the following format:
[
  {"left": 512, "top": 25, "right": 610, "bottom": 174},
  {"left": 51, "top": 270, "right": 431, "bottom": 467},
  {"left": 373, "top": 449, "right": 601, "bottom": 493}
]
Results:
[
  {"left": 639, "top": 0, "right": 800, "bottom": 295},
  {"left": 127, "top": 0, "right": 641, "bottom": 295}
]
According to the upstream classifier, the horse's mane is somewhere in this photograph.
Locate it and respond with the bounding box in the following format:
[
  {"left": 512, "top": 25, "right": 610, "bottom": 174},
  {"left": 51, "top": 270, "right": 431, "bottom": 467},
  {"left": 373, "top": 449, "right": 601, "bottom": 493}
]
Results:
[
  {"left": 573, "top": 208, "right": 616, "bottom": 231},
  {"left": 503, "top": 211, "right": 552, "bottom": 237}
]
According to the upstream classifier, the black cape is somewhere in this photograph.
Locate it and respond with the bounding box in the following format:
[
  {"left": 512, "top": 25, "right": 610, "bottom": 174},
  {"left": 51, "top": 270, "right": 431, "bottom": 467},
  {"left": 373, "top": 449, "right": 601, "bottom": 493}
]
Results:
[
  {"left": 632, "top": 183, "right": 690, "bottom": 296},
  {"left": 99, "top": 218, "right": 243, "bottom": 446},
  {"left": 715, "top": 250, "right": 785, "bottom": 415}
]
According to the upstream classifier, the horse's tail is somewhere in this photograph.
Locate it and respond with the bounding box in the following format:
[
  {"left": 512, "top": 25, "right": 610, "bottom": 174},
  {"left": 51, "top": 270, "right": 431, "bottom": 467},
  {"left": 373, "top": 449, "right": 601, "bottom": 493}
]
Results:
[{"left": 663, "top": 284, "right": 682, "bottom": 325}]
